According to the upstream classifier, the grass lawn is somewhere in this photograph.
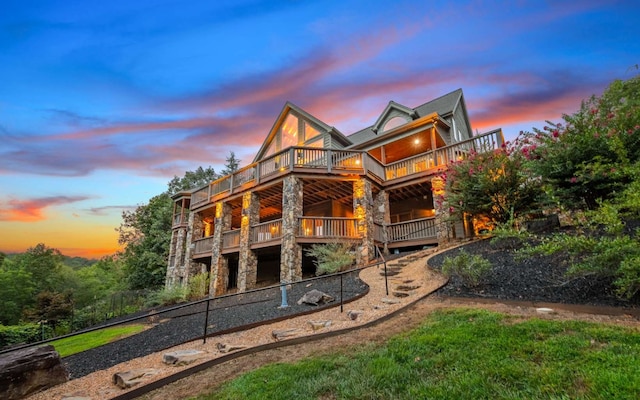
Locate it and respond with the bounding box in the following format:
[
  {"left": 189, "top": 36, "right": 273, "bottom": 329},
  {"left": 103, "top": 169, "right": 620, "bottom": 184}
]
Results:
[
  {"left": 196, "top": 309, "right": 640, "bottom": 400},
  {"left": 50, "top": 324, "right": 146, "bottom": 357}
]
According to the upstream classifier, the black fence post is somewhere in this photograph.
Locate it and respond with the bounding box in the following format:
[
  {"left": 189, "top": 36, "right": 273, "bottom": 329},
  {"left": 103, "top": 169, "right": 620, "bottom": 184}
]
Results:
[
  {"left": 202, "top": 296, "right": 211, "bottom": 344},
  {"left": 340, "top": 273, "right": 344, "bottom": 313}
]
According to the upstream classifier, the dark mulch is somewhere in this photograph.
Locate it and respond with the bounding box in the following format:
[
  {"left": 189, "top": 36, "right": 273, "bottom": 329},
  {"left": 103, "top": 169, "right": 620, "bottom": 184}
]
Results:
[
  {"left": 63, "top": 271, "right": 368, "bottom": 379},
  {"left": 428, "top": 237, "right": 640, "bottom": 309}
]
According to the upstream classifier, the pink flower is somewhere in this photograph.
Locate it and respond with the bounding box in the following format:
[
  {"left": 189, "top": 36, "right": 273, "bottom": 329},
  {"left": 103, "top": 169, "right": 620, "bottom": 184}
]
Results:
[
  {"left": 570, "top": 177, "right": 577, "bottom": 183},
  {"left": 552, "top": 130, "right": 559, "bottom": 138}
]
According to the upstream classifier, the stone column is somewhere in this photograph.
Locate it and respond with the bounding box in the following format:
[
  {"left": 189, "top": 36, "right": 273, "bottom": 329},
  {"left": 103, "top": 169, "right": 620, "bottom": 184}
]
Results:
[
  {"left": 431, "top": 176, "right": 452, "bottom": 243},
  {"left": 373, "top": 189, "right": 390, "bottom": 255},
  {"left": 210, "top": 202, "right": 232, "bottom": 296},
  {"left": 238, "top": 192, "right": 259, "bottom": 292},
  {"left": 165, "top": 230, "right": 179, "bottom": 289},
  {"left": 353, "top": 178, "right": 375, "bottom": 265},
  {"left": 180, "top": 211, "right": 197, "bottom": 287},
  {"left": 280, "top": 176, "right": 303, "bottom": 283}
]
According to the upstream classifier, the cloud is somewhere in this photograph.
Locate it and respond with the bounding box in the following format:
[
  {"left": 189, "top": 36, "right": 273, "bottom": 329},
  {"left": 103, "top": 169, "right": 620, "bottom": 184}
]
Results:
[
  {"left": 86, "top": 205, "right": 138, "bottom": 216},
  {"left": 0, "top": 195, "right": 90, "bottom": 222}
]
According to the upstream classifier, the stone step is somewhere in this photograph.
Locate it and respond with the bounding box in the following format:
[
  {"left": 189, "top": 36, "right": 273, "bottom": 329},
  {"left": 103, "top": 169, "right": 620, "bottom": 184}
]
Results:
[
  {"left": 396, "top": 283, "right": 422, "bottom": 291},
  {"left": 392, "top": 290, "right": 415, "bottom": 298}
]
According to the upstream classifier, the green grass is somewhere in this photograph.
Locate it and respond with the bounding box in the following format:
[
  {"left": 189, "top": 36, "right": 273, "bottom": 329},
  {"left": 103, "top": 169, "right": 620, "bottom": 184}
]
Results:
[
  {"left": 49, "top": 324, "right": 146, "bottom": 357},
  {"left": 195, "top": 309, "right": 640, "bottom": 400}
]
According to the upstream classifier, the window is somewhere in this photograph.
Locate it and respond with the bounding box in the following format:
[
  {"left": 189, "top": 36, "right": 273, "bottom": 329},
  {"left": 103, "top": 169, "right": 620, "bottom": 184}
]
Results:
[
  {"left": 383, "top": 116, "right": 407, "bottom": 132},
  {"left": 281, "top": 114, "right": 299, "bottom": 149},
  {"left": 304, "top": 121, "right": 320, "bottom": 141}
]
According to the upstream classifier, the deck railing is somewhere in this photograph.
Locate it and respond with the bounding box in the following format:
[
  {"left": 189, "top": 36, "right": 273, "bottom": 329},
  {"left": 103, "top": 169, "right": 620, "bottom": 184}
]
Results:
[
  {"left": 387, "top": 217, "right": 436, "bottom": 243},
  {"left": 222, "top": 230, "right": 241, "bottom": 249},
  {"left": 252, "top": 219, "right": 283, "bottom": 243},
  {"left": 188, "top": 129, "right": 503, "bottom": 208},
  {"left": 192, "top": 236, "right": 214, "bottom": 255},
  {"left": 298, "top": 217, "right": 359, "bottom": 238}
]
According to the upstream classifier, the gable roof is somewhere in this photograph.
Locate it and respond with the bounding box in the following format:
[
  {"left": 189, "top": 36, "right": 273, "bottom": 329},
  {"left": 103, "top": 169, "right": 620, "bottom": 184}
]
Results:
[
  {"left": 346, "top": 88, "right": 467, "bottom": 147},
  {"left": 252, "top": 102, "right": 351, "bottom": 163}
]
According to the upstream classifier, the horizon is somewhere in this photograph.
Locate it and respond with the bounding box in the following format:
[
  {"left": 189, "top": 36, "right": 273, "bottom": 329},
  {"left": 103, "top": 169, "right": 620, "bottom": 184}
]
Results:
[{"left": 1, "top": 0, "right": 639, "bottom": 257}]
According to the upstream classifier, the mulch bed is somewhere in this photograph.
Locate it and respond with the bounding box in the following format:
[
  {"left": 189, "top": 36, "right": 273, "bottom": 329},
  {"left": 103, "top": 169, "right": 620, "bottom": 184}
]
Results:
[
  {"left": 428, "top": 237, "right": 640, "bottom": 309},
  {"left": 63, "top": 271, "right": 368, "bottom": 379}
]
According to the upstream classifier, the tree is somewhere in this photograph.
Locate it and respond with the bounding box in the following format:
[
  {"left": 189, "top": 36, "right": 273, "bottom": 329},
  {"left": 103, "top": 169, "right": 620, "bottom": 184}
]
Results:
[
  {"left": 440, "top": 141, "right": 542, "bottom": 227},
  {"left": 167, "top": 166, "right": 218, "bottom": 195},
  {"left": 524, "top": 74, "right": 640, "bottom": 210},
  {"left": 117, "top": 165, "right": 221, "bottom": 290},
  {"left": 222, "top": 152, "right": 240, "bottom": 176}
]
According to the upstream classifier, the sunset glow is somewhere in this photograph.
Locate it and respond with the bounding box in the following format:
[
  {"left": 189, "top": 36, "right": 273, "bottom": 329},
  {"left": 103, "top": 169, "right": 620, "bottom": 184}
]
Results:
[{"left": 0, "top": 0, "right": 638, "bottom": 257}]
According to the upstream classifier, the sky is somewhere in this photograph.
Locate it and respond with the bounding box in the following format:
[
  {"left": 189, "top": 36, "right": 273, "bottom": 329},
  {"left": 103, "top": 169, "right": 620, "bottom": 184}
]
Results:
[{"left": 0, "top": 0, "right": 638, "bottom": 258}]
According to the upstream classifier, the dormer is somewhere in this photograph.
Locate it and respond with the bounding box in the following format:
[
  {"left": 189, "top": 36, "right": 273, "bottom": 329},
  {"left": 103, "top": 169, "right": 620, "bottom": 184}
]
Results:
[
  {"left": 253, "top": 102, "right": 351, "bottom": 163},
  {"left": 371, "top": 101, "right": 418, "bottom": 135}
]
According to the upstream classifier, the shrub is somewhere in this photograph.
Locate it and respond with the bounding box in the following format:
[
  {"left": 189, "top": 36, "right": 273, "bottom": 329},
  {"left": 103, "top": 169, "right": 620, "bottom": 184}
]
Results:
[
  {"left": 305, "top": 241, "right": 356, "bottom": 276},
  {"left": 441, "top": 250, "right": 492, "bottom": 287},
  {"left": 187, "top": 273, "right": 209, "bottom": 300},
  {"left": 143, "top": 286, "right": 187, "bottom": 308},
  {"left": 0, "top": 323, "right": 52, "bottom": 348}
]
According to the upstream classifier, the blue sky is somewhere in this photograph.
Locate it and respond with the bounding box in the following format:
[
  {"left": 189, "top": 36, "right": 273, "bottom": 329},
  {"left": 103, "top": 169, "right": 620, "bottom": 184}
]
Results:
[{"left": 1, "top": 0, "right": 638, "bottom": 257}]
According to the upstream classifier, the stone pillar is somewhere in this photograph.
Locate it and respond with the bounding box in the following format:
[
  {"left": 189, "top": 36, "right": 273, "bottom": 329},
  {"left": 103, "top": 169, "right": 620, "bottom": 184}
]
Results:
[
  {"left": 165, "top": 230, "right": 179, "bottom": 289},
  {"left": 353, "top": 178, "right": 375, "bottom": 265},
  {"left": 431, "top": 176, "right": 452, "bottom": 243},
  {"left": 180, "top": 211, "right": 197, "bottom": 287},
  {"left": 373, "top": 189, "right": 390, "bottom": 255},
  {"left": 280, "top": 176, "right": 303, "bottom": 283},
  {"left": 238, "top": 192, "right": 259, "bottom": 292},
  {"left": 210, "top": 202, "right": 232, "bottom": 296}
]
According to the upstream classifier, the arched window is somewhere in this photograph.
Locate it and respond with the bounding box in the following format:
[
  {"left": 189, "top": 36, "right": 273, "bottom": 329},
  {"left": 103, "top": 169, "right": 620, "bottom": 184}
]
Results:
[{"left": 383, "top": 116, "right": 407, "bottom": 131}]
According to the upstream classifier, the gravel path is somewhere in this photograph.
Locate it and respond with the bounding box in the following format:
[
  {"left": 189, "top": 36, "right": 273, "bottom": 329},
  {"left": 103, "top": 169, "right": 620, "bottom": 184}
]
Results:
[
  {"left": 63, "top": 271, "right": 368, "bottom": 379},
  {"left": 428, "top": 238, "right": 640, "bottom": 309}
]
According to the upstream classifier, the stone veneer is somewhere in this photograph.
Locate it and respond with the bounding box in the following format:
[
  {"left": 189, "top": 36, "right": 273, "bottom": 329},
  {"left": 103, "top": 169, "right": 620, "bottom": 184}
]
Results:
[
  {"left": 373, "top": 189, "right": 390, "bottom": 255},
  {"left": 431, "top": 176, "right": 452, "bottom": 243},
  {"left": 353, "top": 178, "right": 375, "bottom": 265},
  {"left": 238, "top": 192, "right": 259, "bottom": 292},
  {"left": 210, "top": 202, "right": 232, "bottom": 295},
  {"left": 280, "top": 176, "right": 303, "bottom": 283}
]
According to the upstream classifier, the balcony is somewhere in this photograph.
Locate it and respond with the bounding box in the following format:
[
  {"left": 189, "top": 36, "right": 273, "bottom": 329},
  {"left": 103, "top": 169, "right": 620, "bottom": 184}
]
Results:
[
  {"left": 387, "top": 217, "right": 437, "bottom": 248},
  {"left": 189, "top": 129, "right": 504, "bottom": 209},
  {"left": 251, "top": 219, "right": 283, "bottom": 248},
  {"left": 192, "top": 236, "right": 214, "bottom": 258},
  {"left": 298, "top": 217, "right": 359, "bottom": 241}
]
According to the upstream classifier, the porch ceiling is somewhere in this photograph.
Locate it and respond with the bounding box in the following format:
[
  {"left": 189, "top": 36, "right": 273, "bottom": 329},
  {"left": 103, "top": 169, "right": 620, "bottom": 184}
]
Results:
[
  {"left": 302, "top": 178, "right": 355, "bottom": 209},
  {"left": 388, "top": 181, "right": 432, "bottom": 202}
]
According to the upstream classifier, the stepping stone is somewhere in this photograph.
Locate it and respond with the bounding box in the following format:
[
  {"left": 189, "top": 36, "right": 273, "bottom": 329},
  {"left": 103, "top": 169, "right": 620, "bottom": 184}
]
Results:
[
  {"left": 216, "top": 343, "right": 248, "bottom": 353},
  {"left": 536, "top": 307, "right": 556, "bottom": 314},
  {"left": 380, "top": 267, "right": 402, "bottom": 276},
  {"left": 308, "top": 320, "right": 332, "bottom": 331},
  {"left": 381, "top": 297, "right": 401, "bottom": 304},
  {"left": 373, "top": 304, "right": 388, "bottom": 310},
  {"left": 347, "top": 310, "right": 364, "bottom": 321},
  {"left": 392, "top": 290, "right": 414, "bottom": 298},
  {"left": 113, "top": 369, "right": 159, "bottom": 389},
  {"left": 272, "top": 328, "right": 299, "bottom": 341},
  {"left": 163, "top": 349, "right": 206, "bottom": 366},
  {"left": 396, "top": 283, "right": 422, "bottom": 291}
]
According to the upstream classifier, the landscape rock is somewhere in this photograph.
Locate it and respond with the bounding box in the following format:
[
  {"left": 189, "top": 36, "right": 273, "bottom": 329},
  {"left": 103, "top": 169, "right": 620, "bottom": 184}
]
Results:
[
  {"left": 381, "top": 298, "right": 401, "bottom": 304},
  {"left": 0, "top": 344, "right": 68, "bottom": 400},
  {"left": 347, "top": 310, "right": 364, "bottom": 321},
  {"left": 112, "top": 368, "right": 159, "bottom": 389},
  {"left": 272, "top": 328, "right": 300, "bottom": 341},
  {"left": 297, "top": 289, "right": 335, "bottom": 306},
  {"left": 215, "top": 343, "right": 248, "bottom": 353},
  {"left": 536, "top": 307, "right": 556, "bottom": 314},
  {"left": 392, "top": 290, "right": 413, "bottom": 298},
  {"left": 162, "top": 349, "right": 206, "bottom": 366},
  {"left": 308, "top": 320, "right": 332, "bottom": 331}
]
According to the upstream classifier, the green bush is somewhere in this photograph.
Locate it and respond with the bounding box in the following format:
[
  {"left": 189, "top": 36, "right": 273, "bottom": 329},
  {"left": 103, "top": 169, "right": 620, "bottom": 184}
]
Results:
[
  {"left": 143, "top": 286, "right": 187, "bottom": 308},
  {"left": 0, "top": 323, "right": 52, "bottom": 348},
  {"left": 441, "top": 249, "right": 492, "bottom": 287},
  {"left": 187, "top": 273, "right": 209, "bottom": 300},
  {"left": 305, "top": 241, "right": 356, "bottom": 276}
]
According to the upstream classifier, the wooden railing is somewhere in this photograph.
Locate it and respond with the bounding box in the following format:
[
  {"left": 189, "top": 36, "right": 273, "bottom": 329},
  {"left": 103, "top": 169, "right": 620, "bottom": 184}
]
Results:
[
  {"left": 387, "top": 217, "right": 436, "bottom": 243},
  {"left": 222, "top": 230, "right": 241, "bottom": 249},
  {"left": 373, "top": 223, "right": 385, "bottom": 243},
  {"left": 298, "top": 217, "right": 359, "bottom": 238},
  {"left": 252, "top": 219, "right": 283, "bottom": 243},
  {"left": 192, "top": 236, "right": 214, "bottom": 255},
  {"left": 189, "top": 129, "right": 504, "bottom": 208}
]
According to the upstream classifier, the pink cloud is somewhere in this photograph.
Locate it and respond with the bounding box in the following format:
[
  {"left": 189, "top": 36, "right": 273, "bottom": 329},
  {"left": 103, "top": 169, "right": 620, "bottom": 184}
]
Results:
[{"left": 0, "top": 196, "right": 90, "bottom": 222}]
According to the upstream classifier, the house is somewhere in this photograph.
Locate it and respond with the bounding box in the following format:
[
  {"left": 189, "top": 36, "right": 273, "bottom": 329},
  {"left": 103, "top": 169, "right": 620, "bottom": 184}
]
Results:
[{"left": 166, "top": 89, "right": 504, "bottom": 295}]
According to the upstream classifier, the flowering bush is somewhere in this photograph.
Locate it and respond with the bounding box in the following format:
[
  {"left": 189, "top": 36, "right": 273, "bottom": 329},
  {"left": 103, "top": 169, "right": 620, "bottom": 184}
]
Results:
[{"left": 440, "top": 140, "right": 542, "bottom": 226}]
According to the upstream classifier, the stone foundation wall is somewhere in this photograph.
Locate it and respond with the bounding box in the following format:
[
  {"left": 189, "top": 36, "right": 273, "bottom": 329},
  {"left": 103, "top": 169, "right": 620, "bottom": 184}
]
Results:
[{"left": 280, "top": 176, "right": 303, "bottom": 283}]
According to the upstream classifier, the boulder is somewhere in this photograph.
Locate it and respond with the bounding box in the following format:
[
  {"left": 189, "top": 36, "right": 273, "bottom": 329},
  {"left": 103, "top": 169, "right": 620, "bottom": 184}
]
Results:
[
  {"left": 347, "top": 310, "right": 364, "bottom": 321},
  {"left": 0, "top": 344, "right": 68, "bottom": 400},
  {"left": 297, "top": 289, "right": 334, "bottom": 306},
  {"left": 162, "top": 349, "right": 206, "bottom": 366},
  {"left": 112, "top": 368, "right": 159, "bottom": 389}
]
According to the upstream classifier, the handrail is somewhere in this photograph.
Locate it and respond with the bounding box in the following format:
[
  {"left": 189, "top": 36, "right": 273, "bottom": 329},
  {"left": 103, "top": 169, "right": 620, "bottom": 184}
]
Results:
[{"left": 388, "top": 217, "right": 437, "bottom": 242}]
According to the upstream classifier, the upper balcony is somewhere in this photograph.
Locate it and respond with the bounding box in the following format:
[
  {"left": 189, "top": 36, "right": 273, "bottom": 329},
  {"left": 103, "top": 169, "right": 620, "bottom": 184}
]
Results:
[{"left": 189, "top": 129, "right": 504, "bottom": 210}]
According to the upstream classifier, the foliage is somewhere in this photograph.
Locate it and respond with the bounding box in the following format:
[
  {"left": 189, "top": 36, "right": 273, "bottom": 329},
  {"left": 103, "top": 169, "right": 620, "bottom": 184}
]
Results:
[
  {"left": 0, "top": 323, "right": 52, "bottom": 348},
  {"left": 222, "top": 151, "right": 241, "bottom": 176},
  {"left": 167, "top": 165, "right": 219, "bottom": 195},
  {"left": 523, "top": 74, "right": 640, "bottom": 210},
  {"left": 441, "top": 249, "right": 492, "bottom": 287},
  {"left": 201, "top": 309, "right": 640, "bottom": 400},
  {"left": 305, "top": 241, "right": 356, "bottom": 276},
  {"left": 440, "top": 140, "right": 542, "bottom": 226},
  {"left": 49, "top": 324, "right": 145, "bottom": 357},
  {"left": 23, "top": 291, "right": 74, "bottom": 330},
  {"left": 187, "top": 273, "right": 209, "bottom": 300},
  {"left": 143, "top": 286, "right": 187, "bottom": 308}
]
